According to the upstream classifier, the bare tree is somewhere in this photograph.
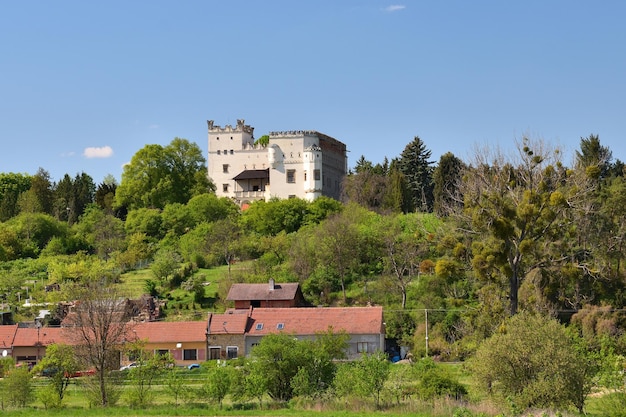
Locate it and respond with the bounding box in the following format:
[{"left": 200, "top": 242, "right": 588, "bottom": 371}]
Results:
[{"left": 63, "top": 282, "right": 131, "bottom": 406}]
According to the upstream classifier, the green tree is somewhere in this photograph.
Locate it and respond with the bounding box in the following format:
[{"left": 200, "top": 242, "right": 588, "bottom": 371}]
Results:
[
  {"left": 396, "top": 136, "right": 434, "bottom": 212},
  {"left": 469, "top": 311, "right": 595, "bottom": 413},
  {"left": 150, "top": 249, "right": 182, "bottom": 286},
  {"left": 124, "top": 342, "right": 174, "bottom": 408},
  {"left": 248, "top": 330, "right": 347, "bottom": 402},
  {"left": 460, "top": 137, "right": 573, "bottom": 315},
  {"left": 334, "top": 351, "right": 390, "bottom": 409},
  {"left": 432, "top": 152, "right": 464, "bottom": 216},
  {"left": 0, "top": 172, "right": 32, "bottom": 221},
  {"left": 115, "top": 138, "right": 213, "bottom": 210},
  {"left": 202, "top": 363, "right": 234, "bottom": 408},
  {"left": 0, "top": 366, "right": 33, "bottom": 408},
  {"left": 32, "top": 343, "right": 79, "bottom": 406}
]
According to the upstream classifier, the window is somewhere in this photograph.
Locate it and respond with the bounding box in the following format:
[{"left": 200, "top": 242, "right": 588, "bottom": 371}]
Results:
[
  {"left": 255, "top": 323, "right": 263, "bottom": 330},
  {"left": 277, "top": 323, "right": 284, "bottom": 330},
  {"left": 217, "top": 150, "right": 221, "bottom": 155},
  {"left": 229, "top": 149, "right": 234, "bottom": 155},
  {"left": 314, "top": 169, "right": 321, "bottom": 181},
  {"left": 209, "top": 347, "right": 220, "bottom": 360},
  {"left": 222, "top": 184, "right": 229, "bottom": 193},
  {"left": 304, "top": 171, "right": 307, "bottom": 181},
  {"left": 155, "top": 349, "right": 169, "bottom": 357},
  {"left": 288, "top": 195, "right": 296, "bottom": 199},
  {"left": 183, "top": 349, "right": 197, "bottom": 361},
  {"left": 286, "top": 169, "right": 296, "bottom": 183},
  {"left": 357, "top": 342, "right": 368, "bottom": 353},
  {"left": 223, "top": 164, "right": 229, "bottom": 173},
  {"left": 227, "top": 346, "right": 238, "bottom": 359}
]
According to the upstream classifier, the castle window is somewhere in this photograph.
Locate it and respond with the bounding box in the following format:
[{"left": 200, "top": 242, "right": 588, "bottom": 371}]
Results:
[
  {"left": 304, "top": 171, "right": 307, "bottom": 181},
  {"left": 230, "top": 136, "right": 233, "bottom": 140},
  {"left": 223, "top": 164, "right": 229, "bottom": 173},
  {"left": 230, "top": 149, "right": 234, "bottom": 155},
  {"left": 217, "top": 150, "right": 221, "bottom": 155},
  {"left": 222, "top": 184, "right": 229, "bottom": 193},
  {"left": 223, "top": 149, "right": 227, "bottom": 154},
  {"left": 314, "top": 169, "right": 320, "bottom": 181},
  {"left": 286, "top": 169, "right": 296, "bottom": 183}
]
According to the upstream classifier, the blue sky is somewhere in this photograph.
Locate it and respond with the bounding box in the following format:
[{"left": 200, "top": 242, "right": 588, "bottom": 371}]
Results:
[{"left": 2, "top": 1, "right": 625, "bottom": 184}]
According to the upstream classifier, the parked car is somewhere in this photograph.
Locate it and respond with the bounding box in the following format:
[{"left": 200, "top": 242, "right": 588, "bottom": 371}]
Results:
[
  {"left": 119, "top": 362, "right": 138, "bottom": 371},
  {"left": 187, "top": 363, "right": 200, "bottom": 370}
]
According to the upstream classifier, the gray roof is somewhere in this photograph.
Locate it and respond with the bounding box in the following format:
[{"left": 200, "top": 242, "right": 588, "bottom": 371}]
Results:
[
  {"left": 232, "top": 169, "right": 270, "bottom": 180},
  {"left": 226, "top": 282, "right": 300, "bottom": 301}
]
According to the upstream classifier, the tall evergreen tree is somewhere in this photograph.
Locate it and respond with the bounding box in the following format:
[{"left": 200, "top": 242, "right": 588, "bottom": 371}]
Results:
[
  {"left": 433, "top": 152, "right": 465, "bottom": 217},
  {"left": 396, "top": 136, "right": 434, "bottom": 212}
]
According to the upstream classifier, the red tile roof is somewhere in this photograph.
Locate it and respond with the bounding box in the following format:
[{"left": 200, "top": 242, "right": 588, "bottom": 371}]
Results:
[
  {"left": 208, "top": 311, "right": 250, "bottom": 335},
  {"left": 227, "top": 282, "right": 300, "bottom": 301},
  {"left": 248, "top": 306, "right": 384, "bottom": 336},
  {"left": 12, "top": 327, "right": 69, "bottom": 347},
  {"left": 128, "top": 321, "right": 207, "bottom": 344},
  {"left": 0, "top": 325, "right": 18, "bottom": 349}
]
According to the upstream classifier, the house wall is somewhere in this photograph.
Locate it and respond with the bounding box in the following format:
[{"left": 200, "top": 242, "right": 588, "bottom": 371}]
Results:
[
  {"left": 207, "top": 333, "right": 245, "bottom": 360},
  {"left": 122, "top": 341, "right": 207, "bottom": 367},
  {"left": 243, "top": 333, "right": 385, "bottom": 359},
  {"left": 233, "top": 299, "right": 296, "bottom": 309}
]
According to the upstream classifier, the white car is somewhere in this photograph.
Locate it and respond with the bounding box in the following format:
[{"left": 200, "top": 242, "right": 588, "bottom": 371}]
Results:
[{"left": 119, "top": 362, "right": 138, "bottom": 371}]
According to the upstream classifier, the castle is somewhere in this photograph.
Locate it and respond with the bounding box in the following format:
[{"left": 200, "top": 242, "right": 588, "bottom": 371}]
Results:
[{"left": 207, "top": 119, "right": 348, "bottom": 206}]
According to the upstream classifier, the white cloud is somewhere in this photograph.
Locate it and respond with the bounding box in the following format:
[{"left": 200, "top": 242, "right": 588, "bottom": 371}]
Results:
[
  {"left": 83, "top": 146, "right": 114, "bottom": 159},
  {"left": 384, "top": 5, "right": 405, "bottom": 12}
]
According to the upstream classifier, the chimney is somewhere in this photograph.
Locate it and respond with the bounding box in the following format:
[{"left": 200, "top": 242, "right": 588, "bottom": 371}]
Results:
[{"left": 269, "top": 278, "right": 275, "bottom": 291}]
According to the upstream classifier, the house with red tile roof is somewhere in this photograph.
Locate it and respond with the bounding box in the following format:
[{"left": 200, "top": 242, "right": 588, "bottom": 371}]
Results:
[
  {"left": 0, "top": 324, "right": 18, "bottom": 359},
  {"left": 245, "top": 306, "right": 385, "bottom": 360},
  {"left": 120, "top": 320, "right": 208, "bottom": 367},
  {"left": 11, "top": 326, "right": 68, "bottom": 368},
  {"left": 207, "top": 309, "right": 250, "bottom": 360},
  {"left": 226, "top": 279, "right": 307, "bottom": 309},
  {"left": 2, "top": 304, "right": 386, "bottom": 367}
]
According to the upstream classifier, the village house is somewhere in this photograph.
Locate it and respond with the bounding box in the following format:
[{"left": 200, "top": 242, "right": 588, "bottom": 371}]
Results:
[{"left": 226, "top": 279, "right": 307, "bottom": 309}]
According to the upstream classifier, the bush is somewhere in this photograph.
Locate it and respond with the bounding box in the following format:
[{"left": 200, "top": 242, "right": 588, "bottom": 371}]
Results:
[{"left": 468, "top": 311, "right": 595, "bottom": 413}]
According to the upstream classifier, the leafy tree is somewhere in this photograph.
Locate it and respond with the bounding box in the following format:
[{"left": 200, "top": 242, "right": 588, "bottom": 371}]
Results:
[
  {"left": 0, "top": 172, "right": 32, "bottom": 221},
  {"left": 124, "top": 342, "right": 174, "bottom": 408},
  {"left": 459, "top": 137, "right": 574, "bottom": 315},
  {"left": 32, "top": 343, "right": 79, "bottom": 406},
  {"left": 115, "top": 138, "right": 213, "bottom": 210},
  {"left": 202, "top": 363, "right": 234, "bottom": 408},
  {"left": 380, "top": 215, "right": 427, "bottom": 308},
  {"left": 396, "top": 136, "right": 434, "bottom": 212},
  {"left": 186, "top": 193, "right": 239, "bottom": 225},
  {"left": 124, "top": 207, "right": 164, "bottom": 241},
  {"left": 469, "top": 311, "right": 596, "bottom": 413},
  {"left": 314, "top": 212, "right": 362, "bottom": 303},
  {"left": 240, "top": 198, "right": 309, "bottom": 236},
  {"left": 150, "top": 249, "right": 182, "bottom": 286},
  {"left": 248, "top": 330, "right": 347, "bottom": 402},
  {"left": 0, "top": 365, "right": 33, "bottom": 408},
  {"left": 334, "top": 351, "right": 390, "bottom": 409}
]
